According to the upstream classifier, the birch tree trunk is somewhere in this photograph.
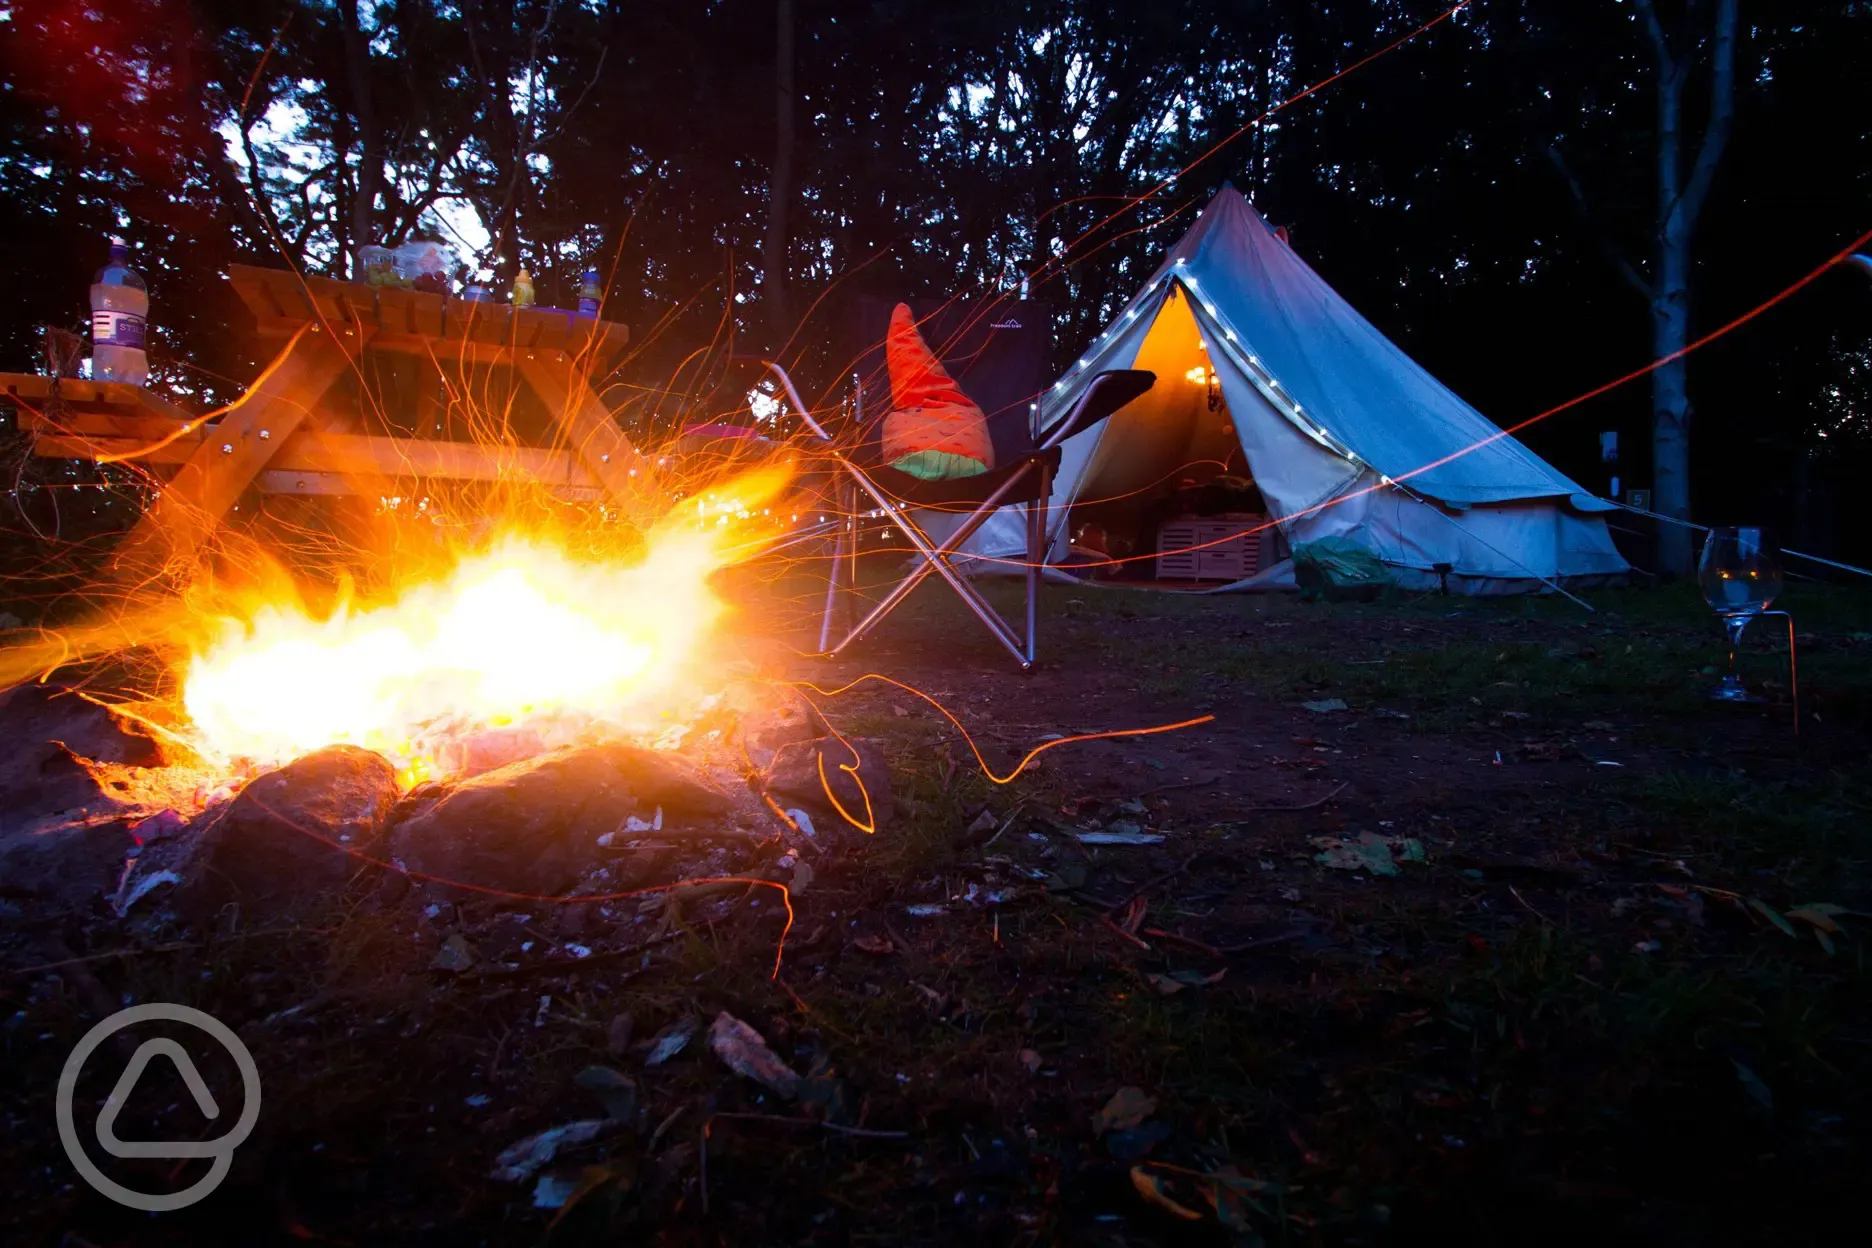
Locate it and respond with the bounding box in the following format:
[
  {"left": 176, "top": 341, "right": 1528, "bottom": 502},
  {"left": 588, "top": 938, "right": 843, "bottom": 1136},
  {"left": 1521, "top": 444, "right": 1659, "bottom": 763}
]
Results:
[{"left": 1639, "top": 0, "right": 1738, "bottom": 577}]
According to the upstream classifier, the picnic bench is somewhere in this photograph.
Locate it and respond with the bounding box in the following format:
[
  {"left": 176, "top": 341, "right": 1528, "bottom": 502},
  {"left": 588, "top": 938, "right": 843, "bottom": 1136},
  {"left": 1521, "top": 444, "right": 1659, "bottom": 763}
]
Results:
[{"left": 5, "top": 265, "right": 654, "bottom": 572}]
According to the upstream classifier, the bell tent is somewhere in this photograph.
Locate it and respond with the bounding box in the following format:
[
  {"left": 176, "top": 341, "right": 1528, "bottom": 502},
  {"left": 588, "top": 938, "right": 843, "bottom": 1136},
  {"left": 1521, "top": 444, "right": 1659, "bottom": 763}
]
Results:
[{"left": 934, "top": 185, "right": 1630, "bottom": 594}]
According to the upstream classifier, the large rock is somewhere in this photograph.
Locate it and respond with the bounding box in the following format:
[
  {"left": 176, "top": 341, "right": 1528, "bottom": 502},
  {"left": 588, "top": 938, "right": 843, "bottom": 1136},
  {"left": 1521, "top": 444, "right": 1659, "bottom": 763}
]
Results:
[
  {"left": 190, "top": 745, "right": 401, "bottom": 921},
  {"left": 390, "top": 742, "right": 729, "bottom": 896},
  {"left": 604, "top": 742, "right": 733, "bottom": 818},
  {"left": 0, "top": 684, "right": 172, "bottom": 832},
  {"left": 764, "top": 737, "right": 892, "bottom": 834},
  {"left": 0, "top": 819, "right": 135, "bottom": 909}
]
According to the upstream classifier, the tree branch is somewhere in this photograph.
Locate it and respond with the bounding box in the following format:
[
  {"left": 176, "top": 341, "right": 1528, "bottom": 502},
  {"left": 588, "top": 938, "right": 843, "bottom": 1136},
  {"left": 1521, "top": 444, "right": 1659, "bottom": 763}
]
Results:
[
  {"left": 1545, "top": 144, "right": 1655, "bottom": 300},
  {"left": 1633, "top": 0, "right": 1671, "bottom": 67},
  {"left": 1679, "top": 0, "right": 1739, "bottom": 224}
]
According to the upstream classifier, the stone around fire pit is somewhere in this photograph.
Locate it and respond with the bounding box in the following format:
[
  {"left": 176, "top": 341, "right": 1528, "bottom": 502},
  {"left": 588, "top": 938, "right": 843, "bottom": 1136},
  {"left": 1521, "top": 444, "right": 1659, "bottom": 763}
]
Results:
[
  {"left": 764, "top": 737, "right": 892, "bottom": 836},
  {"left": 0, "top": 683, "right": 178, "bottom": 834},
  {"left": 390, "top": 742, "right": 730, "bottom": 897},
  {"left": 188, "top": 745, "right": 401, "bottom": 922}
]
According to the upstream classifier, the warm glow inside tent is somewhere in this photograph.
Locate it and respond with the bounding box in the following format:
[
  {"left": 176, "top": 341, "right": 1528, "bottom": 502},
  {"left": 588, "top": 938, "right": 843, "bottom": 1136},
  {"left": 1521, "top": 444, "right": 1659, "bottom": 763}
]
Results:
[{"left": 930, "top": 185, "right": 1631, "bottom": 594}]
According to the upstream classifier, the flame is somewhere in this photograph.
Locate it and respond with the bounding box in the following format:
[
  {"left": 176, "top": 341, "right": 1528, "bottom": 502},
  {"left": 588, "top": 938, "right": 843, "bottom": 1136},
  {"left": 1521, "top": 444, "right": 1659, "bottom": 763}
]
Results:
[{"left": 177, "top": 466, "right": 790, "bottom": 782}]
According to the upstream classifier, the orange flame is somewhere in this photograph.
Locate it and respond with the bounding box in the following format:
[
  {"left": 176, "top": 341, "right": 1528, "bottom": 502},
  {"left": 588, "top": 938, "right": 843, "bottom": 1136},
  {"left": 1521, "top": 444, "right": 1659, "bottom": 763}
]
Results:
[{"left": 177, "top": 465, "right": 791, "bottom": 781}]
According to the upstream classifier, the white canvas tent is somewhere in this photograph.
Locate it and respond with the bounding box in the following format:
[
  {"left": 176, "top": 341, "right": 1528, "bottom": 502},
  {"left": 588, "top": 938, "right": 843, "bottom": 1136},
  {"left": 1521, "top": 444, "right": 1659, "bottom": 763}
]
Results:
[{"left": 930, "top": 185, "right": 1630, "bottom": 594}]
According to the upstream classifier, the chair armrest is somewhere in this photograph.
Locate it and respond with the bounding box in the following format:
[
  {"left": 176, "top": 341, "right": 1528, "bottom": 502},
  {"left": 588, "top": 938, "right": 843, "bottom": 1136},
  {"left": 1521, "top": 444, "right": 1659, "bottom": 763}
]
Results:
[
  {"left": 729, "top": 355, "right": 833, "bottom": 441},
  {"left": 1035, "top": 369, "right": 1156, "bottom": 449}
]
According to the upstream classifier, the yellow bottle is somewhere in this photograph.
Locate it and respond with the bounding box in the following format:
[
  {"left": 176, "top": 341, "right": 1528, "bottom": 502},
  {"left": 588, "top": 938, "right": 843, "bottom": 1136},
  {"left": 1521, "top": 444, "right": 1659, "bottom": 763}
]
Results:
[{"left": 512, "top": 269, "right": 536, "bottom": 309}]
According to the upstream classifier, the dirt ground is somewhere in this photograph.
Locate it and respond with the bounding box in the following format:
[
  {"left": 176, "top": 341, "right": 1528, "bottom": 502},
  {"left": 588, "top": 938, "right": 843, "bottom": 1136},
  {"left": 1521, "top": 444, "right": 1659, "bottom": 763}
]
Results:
[{"left": 4, "top": 573, "right": 1869, "bottom": 1246}]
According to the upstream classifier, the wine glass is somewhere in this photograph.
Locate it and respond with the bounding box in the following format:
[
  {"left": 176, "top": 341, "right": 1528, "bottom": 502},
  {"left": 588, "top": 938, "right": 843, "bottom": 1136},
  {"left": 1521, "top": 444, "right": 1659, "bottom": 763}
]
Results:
[{"left": 1698, "top": 526, "right": 1783, "bottom": 702}]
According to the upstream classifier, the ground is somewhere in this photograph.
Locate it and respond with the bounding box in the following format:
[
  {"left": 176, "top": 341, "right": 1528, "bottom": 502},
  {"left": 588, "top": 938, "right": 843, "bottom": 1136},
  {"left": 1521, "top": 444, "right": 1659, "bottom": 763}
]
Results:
[{"left": 3, "top": 574, "right": 1869, "bottom": 1246}]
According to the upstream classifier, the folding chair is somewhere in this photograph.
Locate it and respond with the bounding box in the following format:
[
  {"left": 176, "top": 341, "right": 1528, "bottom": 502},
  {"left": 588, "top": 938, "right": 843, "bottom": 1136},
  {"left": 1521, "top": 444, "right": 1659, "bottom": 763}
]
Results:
[{"left": 752, "top": 297, "right": 1153, "bottom": 669}]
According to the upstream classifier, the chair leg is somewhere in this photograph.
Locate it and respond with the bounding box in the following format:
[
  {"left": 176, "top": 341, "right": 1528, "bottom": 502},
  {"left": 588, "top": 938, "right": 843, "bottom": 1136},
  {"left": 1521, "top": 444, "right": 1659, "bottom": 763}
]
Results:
[
  {"left": 828, "top": 467, "right": 1036, "bottom": 665},
  {"left": 816, "top": 479, "right": 856, "bottom": 656},
  {"left": 1024, "top": 461, "right": 1050, "bottom": 667}
]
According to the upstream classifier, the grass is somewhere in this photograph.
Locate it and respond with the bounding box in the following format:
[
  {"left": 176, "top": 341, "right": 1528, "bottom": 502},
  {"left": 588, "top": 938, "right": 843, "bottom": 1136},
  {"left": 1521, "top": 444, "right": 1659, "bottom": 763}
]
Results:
[{"left": 7, "top": 573, "right": 1871, "bottom": 1244}]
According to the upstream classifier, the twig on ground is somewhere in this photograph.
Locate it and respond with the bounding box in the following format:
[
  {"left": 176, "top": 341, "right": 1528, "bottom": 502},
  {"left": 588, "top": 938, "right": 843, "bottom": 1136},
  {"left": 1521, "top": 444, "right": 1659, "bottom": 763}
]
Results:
[
  {"left": 1099, "top": 915, "right": 1153, "bottom": 951},
  {"left": 710, "top": 1111, "right": 910, "bottom": 1140},
  {"left": 459, "top": 929, "right": 690, "bottom": 983},
  {"left": 624, "top": 823, "right": 767, "bottom": 845},
  {"left": 1508, "top": 884, "right": 1552, "bottom": 926},
  {"left": 1216, "top": 930, "right": 1308, "bottom": 955},
  {"left": 1136, "top": 775, "right": 1220, "bottom": 799},
  {"left": 648, "top": 1107, "right": 685, "bottom": 1152},
  {"left": 1109, "top": 853, "right": 1201, "bottom": 914},
  {"left": 7, "top": 940, "right": 202, "bottom": 977},
  {"left": 1142, "top": 927, "right": 1223, "bottom": 957},
  {"left": 1220, "top": 783, "right": 1349, "bottom": 821},
  {"left": 882, "top": 919, "right": 914, "bottom": 956}
]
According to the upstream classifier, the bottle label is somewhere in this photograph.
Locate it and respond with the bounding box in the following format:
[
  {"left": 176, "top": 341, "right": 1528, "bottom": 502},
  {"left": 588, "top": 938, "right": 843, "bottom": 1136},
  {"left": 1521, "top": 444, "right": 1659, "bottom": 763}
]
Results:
[{"left": 92, "top": 310, "right": 147, "bottom": 350}]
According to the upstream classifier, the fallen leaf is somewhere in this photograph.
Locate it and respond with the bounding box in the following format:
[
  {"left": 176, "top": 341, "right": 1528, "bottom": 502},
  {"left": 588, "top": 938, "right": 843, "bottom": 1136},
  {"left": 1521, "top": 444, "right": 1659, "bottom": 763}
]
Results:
[
  {"left": 1312, "top": 832, "right": 1421, "bottom": 876},
  {"left": 643, "top": 1018, "right": 697, "bottom": 1067},
  {"left": 1019, "top": 1048, "right": 1043, "bottom": 1074},
  {"left": 1792, "top": 902, "right": 1849, "bottom": 917},
  {"left": 1146, "top": 973, "right": 1189, "bottom": 996},
  {"left": 1131, "top": 1166, "right": 1203, "bottom": 1221},
  {"left": 853, "top": 934, "right": 895, "bottom": 955},
  {"left": 574, "top": 1066, "right": 637, "bottom": 1120},
  {"left": 1787, "top": 907, "right": 1842, "bottom": 934},
  {"left": 1733, "top": 1058, "right": 1775, "bottom": 1112},
  {"left": 1302, "top": 698, "right": 1348, "bottom": 714},
  {"left": 1748, "top": 899, "right": 1799, "bottom": 938},
  {"left": 790, "top": 860, "right": 814, "bottom": 896},
  {"left": 1206, "top": 1164, "right": 1280, "bottom": 1228},
  {"left": 605, "top": 1013, "right": 634, "bottom": 1058},
  {"left": 708, "top": 1012, "right": 801, "bottom": 1098},
  {"left": 430, "top": 934, "right": 478, "bottom": 973},
  {"left": 532, "top": 1171, "right": 581, "bottom": 1209},
  {"left": 1095, "top": 1086, "right": 1158, "bottom": 1134},
  {"left": 1076, "top": 827, "right": 1166, "bottom": 846},
  {"left": 541, "top": 1163, "right": 630, "bottom": 1228},
  {"left": 490, "top": 1120, "right": 612, "bottom": 1182}
]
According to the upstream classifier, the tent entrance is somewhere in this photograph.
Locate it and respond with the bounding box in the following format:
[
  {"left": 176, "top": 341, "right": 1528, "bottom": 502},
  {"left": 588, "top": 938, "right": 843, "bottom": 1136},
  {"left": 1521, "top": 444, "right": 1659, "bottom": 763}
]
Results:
[{"left": 1058, "top": 288, "right": 1288, "bottom": 583}]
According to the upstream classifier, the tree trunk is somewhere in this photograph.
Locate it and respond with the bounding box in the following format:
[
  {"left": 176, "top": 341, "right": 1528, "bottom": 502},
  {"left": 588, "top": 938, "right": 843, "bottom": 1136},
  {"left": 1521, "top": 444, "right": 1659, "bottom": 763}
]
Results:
[
  {"left": 339, "top": 3, "right": 383, "bottom": 277},
  {"left": 1651, "top": 236, "right": 1694, "bottom": 576},
  {"left": 763, "top": 0, "right": 796, "bottom": 347},
  {"left": 1638, "top": 0, "right": 1739, "bottom": 577}
]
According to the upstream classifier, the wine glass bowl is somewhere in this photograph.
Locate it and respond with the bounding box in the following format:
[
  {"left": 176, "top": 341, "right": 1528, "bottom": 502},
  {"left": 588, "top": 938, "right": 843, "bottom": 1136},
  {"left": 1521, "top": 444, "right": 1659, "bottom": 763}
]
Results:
[{"left": 1698, "top": 527, "right": 1782, "bottom": 702}]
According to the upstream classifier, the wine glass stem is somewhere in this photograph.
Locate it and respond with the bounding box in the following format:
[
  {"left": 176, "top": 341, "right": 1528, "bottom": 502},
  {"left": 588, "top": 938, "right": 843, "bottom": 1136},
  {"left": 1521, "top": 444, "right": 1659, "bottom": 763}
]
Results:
[{"left": 1725, "top": 616, "right": 1749, "bottom": 683}]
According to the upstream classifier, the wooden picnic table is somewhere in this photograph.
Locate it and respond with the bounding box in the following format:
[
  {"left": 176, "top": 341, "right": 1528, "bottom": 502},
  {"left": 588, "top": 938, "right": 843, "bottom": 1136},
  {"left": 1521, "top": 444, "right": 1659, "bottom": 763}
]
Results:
[{"left": 6, "top": 265, "right": 653, "bottom": 572}]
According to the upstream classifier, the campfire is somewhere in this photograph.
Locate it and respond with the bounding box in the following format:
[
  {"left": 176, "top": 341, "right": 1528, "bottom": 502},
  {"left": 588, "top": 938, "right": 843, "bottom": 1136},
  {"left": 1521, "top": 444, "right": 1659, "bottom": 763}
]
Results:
[{"left": 178, "top": 465, "right": 793, "bottom": 789}]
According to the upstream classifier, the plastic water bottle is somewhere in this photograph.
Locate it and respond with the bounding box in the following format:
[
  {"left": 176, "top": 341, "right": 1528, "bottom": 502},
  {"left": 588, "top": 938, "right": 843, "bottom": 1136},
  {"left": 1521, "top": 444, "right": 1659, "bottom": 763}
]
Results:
[
  {"left": 577, "top": 268, "right": 602, "bottom": 317},
  {"left": 512, "top": 269, "right": 536, "bottom": 309},
  {"left": 90, "top": 237, "right": 149, "bottom": 385}
]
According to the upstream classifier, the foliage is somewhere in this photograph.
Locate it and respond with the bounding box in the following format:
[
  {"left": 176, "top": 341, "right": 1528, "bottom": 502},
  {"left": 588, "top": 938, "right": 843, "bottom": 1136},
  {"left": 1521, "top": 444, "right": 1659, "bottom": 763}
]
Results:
[{"left": 1, "top": 1, "right": 1869, "bottom": 552}]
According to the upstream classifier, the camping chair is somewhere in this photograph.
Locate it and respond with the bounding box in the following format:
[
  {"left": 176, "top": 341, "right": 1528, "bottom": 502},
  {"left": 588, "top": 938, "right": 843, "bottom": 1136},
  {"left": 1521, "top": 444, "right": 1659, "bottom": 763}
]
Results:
[{"left": 748, "top": 297, "right": 1153, "bottom": 669}]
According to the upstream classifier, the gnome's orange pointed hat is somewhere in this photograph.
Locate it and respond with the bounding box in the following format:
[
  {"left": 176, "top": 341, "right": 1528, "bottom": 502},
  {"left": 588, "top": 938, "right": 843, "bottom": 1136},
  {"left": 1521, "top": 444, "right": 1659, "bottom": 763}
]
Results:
[{"left": 885, "top": 303, "right": 976, "bottom": 412}]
